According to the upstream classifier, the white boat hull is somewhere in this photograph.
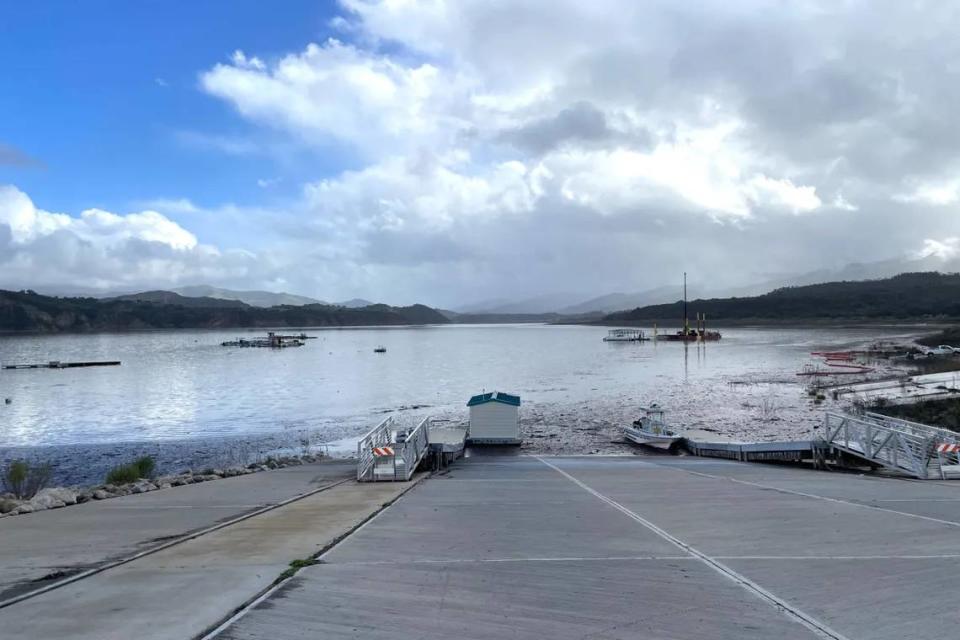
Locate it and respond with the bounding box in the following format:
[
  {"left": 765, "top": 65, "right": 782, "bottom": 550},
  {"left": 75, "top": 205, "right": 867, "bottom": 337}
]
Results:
[{"left": 623, "top": 425, "right": 682, "bottom": 450}]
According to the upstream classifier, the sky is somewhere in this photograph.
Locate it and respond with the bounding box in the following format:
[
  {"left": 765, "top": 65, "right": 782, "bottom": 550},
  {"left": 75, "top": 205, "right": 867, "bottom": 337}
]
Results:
[{"left": 2, "top": 0, "right": 960, "bottom": 308}]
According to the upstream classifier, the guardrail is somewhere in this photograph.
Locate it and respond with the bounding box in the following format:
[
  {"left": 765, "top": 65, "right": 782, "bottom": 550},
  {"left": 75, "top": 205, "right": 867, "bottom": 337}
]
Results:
[{"left": 820, "top": 412, "right": 960, "bottom": 479}]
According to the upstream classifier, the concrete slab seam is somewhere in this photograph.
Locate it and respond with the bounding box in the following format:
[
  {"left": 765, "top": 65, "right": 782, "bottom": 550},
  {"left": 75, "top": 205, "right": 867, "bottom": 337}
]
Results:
[
  {"left": 196, "top": 473, "right": 430, "bottom": 640},
  {"left": 0, "top": 476, "right": 352, "bottom": 611},
  {"left": 681, "top": 469, "right": 960, "bottom": 529},
  {"left": 532, "top": 455, "right": 852, "bottom": 640}
]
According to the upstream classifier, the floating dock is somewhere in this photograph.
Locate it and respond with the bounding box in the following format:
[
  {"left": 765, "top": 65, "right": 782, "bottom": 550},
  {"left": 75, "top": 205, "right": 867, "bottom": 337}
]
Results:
[
  {"left": 2, "top": 360, "right": 121, "bottom": 370},
  {"left": 684, "top": 438, "right": 816, "bottom": 462},
  {"left": 221, "top": 332, "right": 308, "bottom": 348}
]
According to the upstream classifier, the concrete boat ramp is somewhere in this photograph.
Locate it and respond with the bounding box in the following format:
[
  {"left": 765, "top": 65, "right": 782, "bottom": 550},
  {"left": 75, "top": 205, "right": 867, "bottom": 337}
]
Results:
[{"left": 210, "top": 454, "right": 960, "bottom": 640}]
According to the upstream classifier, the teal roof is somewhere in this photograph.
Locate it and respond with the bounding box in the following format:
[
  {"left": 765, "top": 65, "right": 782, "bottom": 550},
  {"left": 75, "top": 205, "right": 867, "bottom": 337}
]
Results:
[{"left": 467, "top": 391, "right": 521, "bottom": 407}]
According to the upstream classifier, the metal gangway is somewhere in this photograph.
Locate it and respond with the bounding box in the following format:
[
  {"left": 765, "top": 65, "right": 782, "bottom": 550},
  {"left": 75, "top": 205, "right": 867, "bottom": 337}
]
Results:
[
  {"left": 357, "top": 415, "right": 431, "bottom": 482},
  {"left": 820, "top": 411, "right": 960, "bottom": 479}
]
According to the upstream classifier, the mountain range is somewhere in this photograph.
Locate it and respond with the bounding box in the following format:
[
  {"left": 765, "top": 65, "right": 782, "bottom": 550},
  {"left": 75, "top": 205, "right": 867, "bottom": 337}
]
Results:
[
  {"left": 0, "top": 289, "right": 447, "bottom": 333},
  {"left": 604, "top": 272, "right": 960, "bottom": 324}
]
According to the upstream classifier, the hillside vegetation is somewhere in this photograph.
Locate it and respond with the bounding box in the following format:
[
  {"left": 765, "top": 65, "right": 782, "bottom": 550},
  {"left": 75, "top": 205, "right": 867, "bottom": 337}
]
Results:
[
  {"left": 0, "top": 289, "right": 449, "bottom": 333},
  {"left": 604, "top": 272, "right": 960, "bottom": 323}
]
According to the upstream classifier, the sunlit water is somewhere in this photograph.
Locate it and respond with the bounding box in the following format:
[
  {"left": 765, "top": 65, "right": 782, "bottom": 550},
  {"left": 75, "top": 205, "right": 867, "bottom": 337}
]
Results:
[{"left": 0, "top": 324, "right": 921, "bottom": 452}]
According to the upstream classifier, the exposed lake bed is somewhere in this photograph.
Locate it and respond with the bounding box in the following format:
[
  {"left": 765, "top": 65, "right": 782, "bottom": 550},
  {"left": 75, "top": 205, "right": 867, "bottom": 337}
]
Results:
[{"left": 0, "top": 324, "right": 937, "bottom": 484}]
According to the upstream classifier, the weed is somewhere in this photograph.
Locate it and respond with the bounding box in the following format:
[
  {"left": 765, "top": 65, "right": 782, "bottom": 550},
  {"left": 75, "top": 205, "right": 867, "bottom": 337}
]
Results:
[
  {"left": 274, "top": 557, "right": 319, "bottom": 584},
  {"left": 2, "top": 459, "right": 52, "bottom": 499},
  {"left": 105, "top": 455, "right": 156, "bottom": 484}
]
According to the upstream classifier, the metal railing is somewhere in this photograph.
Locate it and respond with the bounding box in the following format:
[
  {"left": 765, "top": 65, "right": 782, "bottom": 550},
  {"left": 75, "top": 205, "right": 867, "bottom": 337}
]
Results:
[
  {"left": 357, "top": 415, "right": 431, "bottom": 482},
  {"left": 820, "top": 412, "right": 960, "bottom": 479},
  {"left": 357, "top": 416, "right": 395, "bottom": 481}
]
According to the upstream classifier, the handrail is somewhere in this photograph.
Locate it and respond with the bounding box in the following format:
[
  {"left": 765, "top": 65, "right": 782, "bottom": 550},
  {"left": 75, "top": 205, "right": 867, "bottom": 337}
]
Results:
[
  {"left": 820, "top": 412, "right": 954, "bottom": 479},
  {"left": 357, "top": 416, "right": 395, "bottom": 481}
]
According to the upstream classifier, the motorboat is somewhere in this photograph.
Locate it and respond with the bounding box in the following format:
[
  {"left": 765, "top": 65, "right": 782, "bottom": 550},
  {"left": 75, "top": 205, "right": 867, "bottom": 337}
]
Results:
[{"left": 623, "top": 405, "right": 682, "bottom": 450}]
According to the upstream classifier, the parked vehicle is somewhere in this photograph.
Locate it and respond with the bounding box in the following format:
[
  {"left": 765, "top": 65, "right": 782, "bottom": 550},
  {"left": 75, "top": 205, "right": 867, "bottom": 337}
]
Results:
[{"left": 924, "top": 345, "right": 958, "bottom": 356}]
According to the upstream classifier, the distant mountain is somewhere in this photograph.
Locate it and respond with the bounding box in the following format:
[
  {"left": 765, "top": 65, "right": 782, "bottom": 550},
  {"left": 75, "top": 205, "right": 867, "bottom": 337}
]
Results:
[
  {"left": 604, "top": 272, "right": 960, "bottom": 324},
  {"left": 558, "top": 285, "right": 681, "bottom": 314},
  {"left": 172, "top": 285, "right": 323, "bottom": 307},
  {"left": 108, "top": 290, "right": 248, "bottom": 309},
  {"left": 0, "top": 290, "right": 449, "bottom": 333},
  {"left": 456, "top": 292, "right": 588, "bottom": 314},
  {"left": 338, "top": 298, "right": 375, "bottom": 308}
]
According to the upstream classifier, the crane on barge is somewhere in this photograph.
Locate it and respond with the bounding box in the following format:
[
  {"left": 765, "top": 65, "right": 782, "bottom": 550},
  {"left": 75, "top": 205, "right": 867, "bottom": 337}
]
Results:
[{"left": 657, "top": 272, "right": 721, "bottom": 342}]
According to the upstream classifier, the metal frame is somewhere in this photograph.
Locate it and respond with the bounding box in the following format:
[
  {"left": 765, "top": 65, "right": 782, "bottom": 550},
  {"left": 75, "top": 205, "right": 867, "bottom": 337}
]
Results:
[{"left": 820, "top": 412, "right": 960, "bottom": 479}]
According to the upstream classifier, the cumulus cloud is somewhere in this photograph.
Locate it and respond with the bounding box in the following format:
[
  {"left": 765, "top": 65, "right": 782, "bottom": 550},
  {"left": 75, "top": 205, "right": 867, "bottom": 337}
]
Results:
[
  {"left": 11, "top": 1, "right": 960, "bottom": 306},
  {"left": 0, "top": 185, "right": 262, "bottom": 292}
]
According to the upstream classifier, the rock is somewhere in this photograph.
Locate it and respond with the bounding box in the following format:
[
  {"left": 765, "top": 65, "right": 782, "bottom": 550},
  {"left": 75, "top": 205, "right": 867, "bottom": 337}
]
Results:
[
  {"left": 0, "top": 498, "right": 20, "bottom": 514},
  {"left": 13, "top": 504, "right": 34, "bottom": 515},
  {"left": 29, "top": 490, "right": 67, "bottom": 510},
  {"left": 158, "top": 482, "right": 172, "bottom": 490},
  {"left": 0, "top": 492, "right": 16, "bottom": 501},
  {"left": 93, "top": 489, "right": 112, "bottom": 500},
  {"left": 39, "top": 487, "right": 78, "bottom": 506},
  {"left": 131, "top": 481, "right": 157, "bottom": 494}
]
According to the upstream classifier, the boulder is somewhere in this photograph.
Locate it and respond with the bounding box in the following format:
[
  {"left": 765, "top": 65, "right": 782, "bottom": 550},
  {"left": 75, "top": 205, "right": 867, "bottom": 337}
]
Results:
[
  {"left": 131, "top": 481, "right": 157, "bottom": 494},
  {"left": 13, "top": 503, "right": 35, "bottom": 515},
  {"left": 92, "top": 489, "right": 112, "bottom": 500},
  {"left": 29, "top": 490, "right": 68, "bottom": 510},
  {"left": 0, "top": 498, "right": 20, "bottom": 514},
  {"left": 40, "top": 487, "right": 78, "bottom": 506}
]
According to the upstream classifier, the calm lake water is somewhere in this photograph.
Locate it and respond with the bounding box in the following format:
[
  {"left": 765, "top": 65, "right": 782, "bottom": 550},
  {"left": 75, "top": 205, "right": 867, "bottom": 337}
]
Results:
[{"left": 0, "top": 324, "right": 922, "bottom": 451}]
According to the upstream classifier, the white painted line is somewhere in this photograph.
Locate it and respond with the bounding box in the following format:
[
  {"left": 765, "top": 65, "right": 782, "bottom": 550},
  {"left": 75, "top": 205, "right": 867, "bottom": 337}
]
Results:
[
  {"left": 872, "top": 498, "right": 960, "bottom": 502},
  {"left": 681, "top": 469, "right": 960, "bottom": 529},
  {"left": 534, "top": 455, "right": 851, "bottom": 640},
  {"left": 333, "top": 555, "right": 695, "bottom": 566},
  {"left": 714, "top": 554, "right": 960, "bottom": 560}
]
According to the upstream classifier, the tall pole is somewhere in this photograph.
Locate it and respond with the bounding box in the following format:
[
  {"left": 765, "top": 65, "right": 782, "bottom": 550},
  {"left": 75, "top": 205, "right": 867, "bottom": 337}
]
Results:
[{"left": 683, "top": 272, "right": 689, "bottom": 335}]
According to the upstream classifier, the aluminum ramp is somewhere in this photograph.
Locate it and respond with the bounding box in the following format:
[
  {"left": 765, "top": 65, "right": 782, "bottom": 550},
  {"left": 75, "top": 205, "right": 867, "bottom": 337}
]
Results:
[
  {"left": 357, "top": 416, "right": 431, "bottom": 482},
  {"left": 820, "top": 411, "right": 960, "bottom": 479}
]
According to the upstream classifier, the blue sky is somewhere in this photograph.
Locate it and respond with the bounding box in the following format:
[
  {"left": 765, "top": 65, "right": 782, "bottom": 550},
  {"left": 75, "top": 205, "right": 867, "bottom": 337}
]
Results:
[
  {"left": 0, "top": 1, "right": 342, "bottom": 218},
  {"left": 0, "top": 1, "right": 958, "bottom": 307}
]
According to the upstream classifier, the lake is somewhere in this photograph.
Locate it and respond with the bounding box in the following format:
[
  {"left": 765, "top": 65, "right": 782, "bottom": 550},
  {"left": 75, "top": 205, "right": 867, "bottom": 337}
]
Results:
[{"left": 0, "top": 324, "right": 923, "bottom": 483}]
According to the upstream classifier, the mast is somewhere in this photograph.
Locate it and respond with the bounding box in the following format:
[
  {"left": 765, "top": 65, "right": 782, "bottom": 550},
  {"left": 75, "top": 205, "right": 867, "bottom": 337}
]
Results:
[{"left": 683, "top": 272, "right": 689, "bottom": 335}]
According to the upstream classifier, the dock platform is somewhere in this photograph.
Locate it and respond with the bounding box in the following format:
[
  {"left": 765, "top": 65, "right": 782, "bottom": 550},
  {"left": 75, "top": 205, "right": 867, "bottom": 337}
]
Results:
[
  {"left": 211, "top": 455, "right": 960, "bottom": 640},
  {"left": 684, "top": 437, "right": 816, "bottom": 462}
]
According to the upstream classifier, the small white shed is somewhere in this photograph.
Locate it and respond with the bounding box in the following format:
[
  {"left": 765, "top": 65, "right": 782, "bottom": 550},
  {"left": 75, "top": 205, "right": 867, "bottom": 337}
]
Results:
[{"left": 467, "top": 391, "right": 521, "bottom": 445}]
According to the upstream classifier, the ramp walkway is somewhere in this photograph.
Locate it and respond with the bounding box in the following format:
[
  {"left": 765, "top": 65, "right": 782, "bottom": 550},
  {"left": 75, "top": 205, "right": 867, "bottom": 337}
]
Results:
[
  {"left": 356, "top": 416, "right": 433, "bottom": 482},
  {"left": 820, "top": 411, "right": 960, "bottom": 479}
]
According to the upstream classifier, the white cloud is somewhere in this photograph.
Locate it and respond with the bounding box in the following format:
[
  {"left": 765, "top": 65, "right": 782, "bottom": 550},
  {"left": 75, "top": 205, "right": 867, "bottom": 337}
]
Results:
[
  {"left": 915, "top": 237, "right": 960, "bottom": 260},
  {"left": 15, "top": 1, "right": 960, "bottom": 306},
  {"left": 201, "top": 39, "right": 475, "bottom": 157},
  {"left": 744, "top": 175, "right": 822, "bottom": 214},
  {"left": 0, "top": 185, "right": 259, "bottom": 291},
  {"left": 895, "top": 179, "right": 960, "bottom": 206}
]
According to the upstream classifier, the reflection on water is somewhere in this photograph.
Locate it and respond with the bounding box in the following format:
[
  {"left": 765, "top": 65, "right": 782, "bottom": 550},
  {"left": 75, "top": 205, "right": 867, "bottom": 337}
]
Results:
[{"left": 0, "top": 324, "right": 920, "bottom": 447}]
